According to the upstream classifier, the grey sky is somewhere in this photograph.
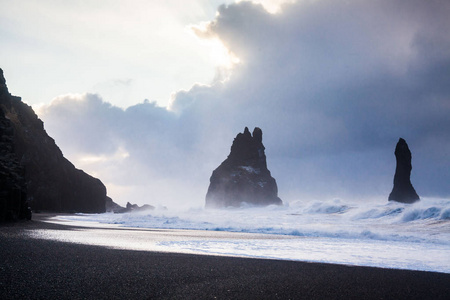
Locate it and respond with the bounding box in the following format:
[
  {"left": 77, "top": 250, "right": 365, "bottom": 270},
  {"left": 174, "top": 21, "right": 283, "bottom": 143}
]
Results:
[{"left": 5, "top": 0, "right": 450, "bottom": 207}]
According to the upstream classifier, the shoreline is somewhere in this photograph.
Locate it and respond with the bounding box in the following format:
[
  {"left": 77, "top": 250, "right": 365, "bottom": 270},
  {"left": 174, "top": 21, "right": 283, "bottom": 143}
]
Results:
[
  {"left": 1, "top": 215, "right": 449, "bottom": 299},
  {"left": 28, "top": 212, "right": 450, "bottom": 274}
]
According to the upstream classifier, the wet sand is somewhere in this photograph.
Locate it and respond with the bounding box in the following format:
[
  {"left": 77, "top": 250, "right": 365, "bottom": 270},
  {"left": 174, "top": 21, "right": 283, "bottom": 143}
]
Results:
[{"left": 1, "top": 214, "right": 449, "bottom": 299}]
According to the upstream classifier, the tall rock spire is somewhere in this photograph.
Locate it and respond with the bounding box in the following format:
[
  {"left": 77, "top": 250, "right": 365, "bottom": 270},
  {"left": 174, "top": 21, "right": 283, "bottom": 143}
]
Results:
[
  {"left": 205, "top": 127, "right": 282, "bottom": 208},
  {"left": 388, "top": 138, "right": 420, "bottom": 203}
]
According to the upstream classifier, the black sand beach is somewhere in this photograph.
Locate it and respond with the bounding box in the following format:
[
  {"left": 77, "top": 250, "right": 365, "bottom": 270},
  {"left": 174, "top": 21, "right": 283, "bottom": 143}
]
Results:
[{"left": 1, "top": 215, "right": 449, "bottom": 299}]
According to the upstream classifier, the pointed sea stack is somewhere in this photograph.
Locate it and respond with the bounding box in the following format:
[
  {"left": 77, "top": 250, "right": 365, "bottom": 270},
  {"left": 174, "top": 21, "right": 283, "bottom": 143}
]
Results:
[
  {"left": 388, "top": 138, "right": 420, "bottom": 203},
  {"left": 205, "top": 127, "right": 282, "bottom": 208}
]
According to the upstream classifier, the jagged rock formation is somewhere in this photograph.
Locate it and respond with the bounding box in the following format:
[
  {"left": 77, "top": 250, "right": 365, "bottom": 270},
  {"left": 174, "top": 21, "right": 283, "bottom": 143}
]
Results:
[
  {"left": 0, "top": 68, "right": 108, "bottom": 214},
  {"left": 206, "top": 127, "right": 282, "bottom": 208},
  {"left": 388, "top": 138, "right": 420, "bottom": 203},
  {"left": 113, "top": 202, "right": 155, "bottom": 213},
  {"left": 105, "top": 199, "right": 156, "bottom": 213}
]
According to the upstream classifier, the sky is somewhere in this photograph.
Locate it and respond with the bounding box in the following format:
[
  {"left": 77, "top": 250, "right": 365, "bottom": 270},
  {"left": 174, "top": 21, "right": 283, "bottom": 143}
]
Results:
[{"left": 1, "top": 0, "right": 449, "bottom": 209}]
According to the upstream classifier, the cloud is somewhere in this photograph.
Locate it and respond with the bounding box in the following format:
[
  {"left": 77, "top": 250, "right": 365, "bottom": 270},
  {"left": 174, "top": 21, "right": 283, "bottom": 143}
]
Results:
[
  {"left": 39, "top": 0, "right": 450, "bottom": 207},
  {"left": 178, "top": 0, "right": 450, "bottom": 153},
  {"left": 39, "top": 92, "right": 233, "bottom": 208}
]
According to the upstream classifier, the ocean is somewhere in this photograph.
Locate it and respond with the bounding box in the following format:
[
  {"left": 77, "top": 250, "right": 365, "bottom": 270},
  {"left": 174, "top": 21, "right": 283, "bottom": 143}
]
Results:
[{"left": 35, "top": 197, "right": 450, "bottom": 273}]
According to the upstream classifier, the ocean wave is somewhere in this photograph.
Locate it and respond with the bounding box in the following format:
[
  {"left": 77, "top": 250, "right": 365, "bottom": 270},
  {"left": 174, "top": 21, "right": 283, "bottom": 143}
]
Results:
[
  {"left": 59, "top": 197, "right": 450, "bottom": 246},
  {"left": 304, "top": 200, "right": 351, "bottom": 214}
]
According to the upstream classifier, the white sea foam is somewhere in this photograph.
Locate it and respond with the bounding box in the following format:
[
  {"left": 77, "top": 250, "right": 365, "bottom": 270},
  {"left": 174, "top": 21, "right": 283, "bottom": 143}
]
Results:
[{"left": 51, "top": 197, "right": 450, "bottom": 273}]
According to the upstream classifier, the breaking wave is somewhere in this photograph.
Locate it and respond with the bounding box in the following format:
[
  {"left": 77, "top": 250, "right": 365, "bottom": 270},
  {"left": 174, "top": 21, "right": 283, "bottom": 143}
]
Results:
[{"left": 61, "top": 197, "right": 450, "bottom": 246}]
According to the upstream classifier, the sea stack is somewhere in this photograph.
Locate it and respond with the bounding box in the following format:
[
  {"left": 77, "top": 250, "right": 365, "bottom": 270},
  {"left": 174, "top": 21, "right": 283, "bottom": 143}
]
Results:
[
  {"left": 205, "top": 127, "right": 282, "bottom": 208},
  {"left": 388, "top": 138, "right": 420, "bottom": 203}
]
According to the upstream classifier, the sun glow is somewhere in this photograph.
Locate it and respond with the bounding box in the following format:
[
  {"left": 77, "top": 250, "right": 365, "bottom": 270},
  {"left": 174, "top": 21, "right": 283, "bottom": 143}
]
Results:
[
  {"left": 208, "top": 38, "right": 241, "bottom": 69},
  {"left": 189, "top": 23, "right": 240, "bottom": 71},
  {"left": 239, "top": 0, "right": 296, "bottom": 14}
]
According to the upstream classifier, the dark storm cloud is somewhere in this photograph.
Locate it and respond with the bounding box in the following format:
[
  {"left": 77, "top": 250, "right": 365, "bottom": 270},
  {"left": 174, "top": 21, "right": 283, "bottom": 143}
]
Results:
[
  {"left": 40, "top": 0, "right": 450, "bottom": 205},
  {"left": 189, "top": 0, "right": 450, "bottom": 154}
]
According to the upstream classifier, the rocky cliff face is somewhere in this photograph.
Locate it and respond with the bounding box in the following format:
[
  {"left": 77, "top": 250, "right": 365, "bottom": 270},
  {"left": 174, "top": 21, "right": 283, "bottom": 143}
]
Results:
[
  {"left": 0, "top": 68, "right": 108, "bottom": 214},
  {"left": 388, "top": 138, "right": 420, "bottom": 203},
  {"left": 0, "top": 78, "right": 29, "bottom": 221},
  {"left": 206, "top": 127, "right": 282, "bottom": 208}
]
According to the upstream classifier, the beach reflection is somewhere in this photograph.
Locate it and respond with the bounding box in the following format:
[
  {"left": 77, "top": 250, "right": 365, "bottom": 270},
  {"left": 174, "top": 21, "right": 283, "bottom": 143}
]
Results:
[{"left": 26, "top": 215, "right": 290, "bottom": 254}]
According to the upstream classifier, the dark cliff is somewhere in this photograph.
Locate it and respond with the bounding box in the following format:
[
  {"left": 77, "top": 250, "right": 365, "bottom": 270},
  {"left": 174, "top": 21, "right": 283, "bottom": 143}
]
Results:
[
  {"left": 0, "top": 68, "right": 108, "bottom": 214},
  {"left": 388, "top": 138, "right": 420, "bottom": 204},
  {"left": 206, "top": 127, "right": 282, "bottom": 208},
  {"left": 0, "top": 79, "right": 29, "bottom": 221}
]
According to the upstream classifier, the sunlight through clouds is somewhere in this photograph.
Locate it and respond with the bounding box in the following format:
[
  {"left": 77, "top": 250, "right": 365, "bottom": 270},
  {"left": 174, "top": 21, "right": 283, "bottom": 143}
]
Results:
[
  {"left": 189, "top": 22, "right": 241, "bottom": 82},
  {"left": 203, "top": 38, "right": 240, "bottom": 70},
  {"left": 239, "top": 0, "right": 297, "bottom": 14},
  {"left": 2, "top": 0, "right": 296, "bottom": 108}
]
